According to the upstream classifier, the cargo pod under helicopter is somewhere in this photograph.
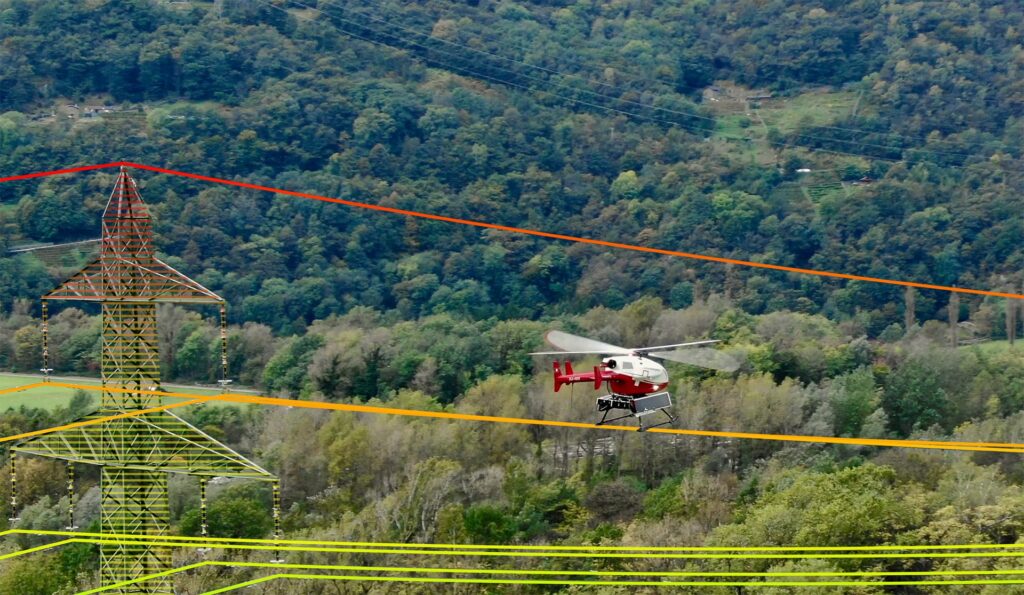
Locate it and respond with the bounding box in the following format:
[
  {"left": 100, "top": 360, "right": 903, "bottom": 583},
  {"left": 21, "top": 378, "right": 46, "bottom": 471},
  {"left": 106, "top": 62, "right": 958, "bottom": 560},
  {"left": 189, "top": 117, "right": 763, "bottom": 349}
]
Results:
[{"left": 532, "top": 330, "right": 740, "bottom": 431}]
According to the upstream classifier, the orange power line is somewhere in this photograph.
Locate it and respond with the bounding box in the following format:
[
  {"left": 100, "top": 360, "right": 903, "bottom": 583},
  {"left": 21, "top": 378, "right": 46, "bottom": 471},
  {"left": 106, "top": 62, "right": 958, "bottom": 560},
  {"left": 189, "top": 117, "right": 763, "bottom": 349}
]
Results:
[
  {"left": 25, "top": 381, "right": 1024, "bottom": 455},
  {"left": 0, "top": 381, "right": 209, "bottom": 444}
]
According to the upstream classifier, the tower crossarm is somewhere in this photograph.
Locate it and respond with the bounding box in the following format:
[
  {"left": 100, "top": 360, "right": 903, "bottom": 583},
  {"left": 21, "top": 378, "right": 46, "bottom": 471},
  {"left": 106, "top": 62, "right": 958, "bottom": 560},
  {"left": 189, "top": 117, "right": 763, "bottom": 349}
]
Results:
[{"left": 12, "top": 411, "right": 272, "bottom": 479}]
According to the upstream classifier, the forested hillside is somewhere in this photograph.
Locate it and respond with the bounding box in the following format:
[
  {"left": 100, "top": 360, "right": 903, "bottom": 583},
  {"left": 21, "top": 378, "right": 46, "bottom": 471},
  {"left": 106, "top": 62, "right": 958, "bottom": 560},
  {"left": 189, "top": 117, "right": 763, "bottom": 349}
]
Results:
[
  {"left": 0, "top": 0, "right": 1022, "bottom": 326},
  {"left": 1, "top": 0, "right": 1024, "bottom": 593}
]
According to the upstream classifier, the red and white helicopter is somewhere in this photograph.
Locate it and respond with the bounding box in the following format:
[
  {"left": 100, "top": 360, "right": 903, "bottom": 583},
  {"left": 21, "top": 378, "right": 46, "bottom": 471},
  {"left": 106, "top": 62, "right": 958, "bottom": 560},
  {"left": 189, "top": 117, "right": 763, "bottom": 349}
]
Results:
[{"left": 531, "top": 330, "right": 739, "bottom": 430}]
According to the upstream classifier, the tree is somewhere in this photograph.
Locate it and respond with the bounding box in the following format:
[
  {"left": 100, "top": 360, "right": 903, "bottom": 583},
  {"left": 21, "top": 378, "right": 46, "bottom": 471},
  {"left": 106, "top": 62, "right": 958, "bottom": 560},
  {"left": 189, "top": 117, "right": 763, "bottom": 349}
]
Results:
[
  {"left": 15, "top": 457, "right": 65, "bottom": 505},
  {"left": 463, "top": 505, "right": 515, "bottom": 544},
  {"left": 262, "top": 334, "right": 325, "bottom": 396},
  {"left": 882, "top": 351, "right": 958, "bottom": 436},
  {"left": 708, "top": 464, "right": 919, "bottom": 558},
  {"left": 174, "top": 327, "right": 212, "bottom": 381},
  {"left": 620, "top": 296, "right": 664, "bottom": 347},
  {"left": 12, "top": 324, "right": 41, "bottom": 372},
  {"left": 352, "top": 108, "right": 397, "bottom": 147},
  {"left": 157, "top": 305, "right": 200, "bottom": 377},
  {"left": 16, "top": 188, "right": 90, "bottom": 242},
  {"left": 830, "top": 367, "right": 879, "bottom": 436},
  {"left": 610, "top": 170, "right": 642, "bottom": 201},
  {"left": 711, "top": 191, "right": 767, "bottom": 243},
  {"left": 456, "top": 375, "right": 530, "bottom": 466},
  {"left": 0, "top": 554, "right": 68, "bottom": 595},
  {"left": 485, "top": 320, "right": 545, "bottom": 375},
  {"left": 370, "top": 457, "right": 463, "bottom": 543},
  {"left": 180, "top": 497, "right": 272, "bottom": 539}
]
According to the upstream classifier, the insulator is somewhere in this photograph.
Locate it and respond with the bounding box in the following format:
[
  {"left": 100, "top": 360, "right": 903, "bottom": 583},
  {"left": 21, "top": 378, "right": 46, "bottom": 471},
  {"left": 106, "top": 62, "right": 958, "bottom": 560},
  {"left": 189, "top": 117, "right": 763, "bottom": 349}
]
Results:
[
  {"left": 272, "top": 482, "right": 282, "bottom": 530},
  {"left": 200, "top": 478, "right": 208, "bottom": 537},
  {"left": 195, "top": 477, "right": 212, "bottom": 556},
  {"left": 40, "top": 302, "right": 50, "bottom": 381},
  {"left": 271, "top": 481, "right": 283, "bottom": 563},
  {"left": 66, "top": 463, "right": 77, "bottom": 530},
  {"left": 8, "top": 454, "right": 19, "bottom": 522},
  {"left": 219, "top": 304, "right": 230, "bottom": 390}
]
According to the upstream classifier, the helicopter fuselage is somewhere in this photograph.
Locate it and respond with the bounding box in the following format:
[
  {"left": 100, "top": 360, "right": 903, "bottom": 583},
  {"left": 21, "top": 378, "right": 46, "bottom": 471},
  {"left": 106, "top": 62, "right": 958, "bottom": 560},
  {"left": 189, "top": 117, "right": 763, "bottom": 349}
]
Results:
[{"left": 553, "top": 355, "right": 669, "bottom": 396}]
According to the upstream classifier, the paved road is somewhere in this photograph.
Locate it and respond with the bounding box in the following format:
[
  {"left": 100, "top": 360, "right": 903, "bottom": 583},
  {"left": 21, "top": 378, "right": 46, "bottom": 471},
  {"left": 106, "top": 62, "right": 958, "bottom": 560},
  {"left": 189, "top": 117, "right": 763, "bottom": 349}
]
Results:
[{"left": 1, "top": 372, "right": 260, "bottom": 394}]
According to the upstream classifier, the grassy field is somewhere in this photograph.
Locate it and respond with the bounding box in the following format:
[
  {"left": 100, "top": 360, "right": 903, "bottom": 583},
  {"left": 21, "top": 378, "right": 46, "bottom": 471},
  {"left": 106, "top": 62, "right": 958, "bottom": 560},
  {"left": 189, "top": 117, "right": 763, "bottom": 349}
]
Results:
[
  {"left": 0, "top": 373, "right": 238, "bottom": 412},
  {"left": 758, "top": 90, "right": 861, "bottom": 134},
  {"left": 708, "top": 87, "right": 869, "bottom": 170},
  {"left": 714, "top": 113, "right": 758, "bottom": 140},
  {"left": 710, "top": 89, "right": 861, "bottom": 138}
]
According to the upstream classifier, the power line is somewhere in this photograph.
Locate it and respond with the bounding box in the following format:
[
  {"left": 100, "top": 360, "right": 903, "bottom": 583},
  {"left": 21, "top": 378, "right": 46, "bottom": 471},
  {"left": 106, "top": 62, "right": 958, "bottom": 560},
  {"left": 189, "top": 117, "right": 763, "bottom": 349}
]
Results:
[
  {"left": 271, "top": 0, "right": 978, "bottom": 164},
  {"left": 73, "top": 558, "right": 1024, "bottom": 594},
  {"left": 18, "top": 540, "right": 1021, "bottom": 593},
  {"left": 6, "top": 532, "right": 1023, "bottom": 592},
  {"left": 251, "top": 1, "right": 884, "bottom": 166},
  {"left": 305, "top": 0, "right": 924, "bottom": 157},
  {"left": 306, "top": 0, "right": 988, "bottom": 161},
  {"left": 130, "top": 160, "right": 1024, "bottom": 299},
  {"left": 200, "top": 573, "right": 1024, "bottom": 594},
  {"left": 0, "top": 382, "right": 205, "bottom": 444},
  {"left": 278, "top": 0, "right": 717, "bottom": 127},
  {"left": 35, "top": 380, "right": 1024, "bottom": 454},
  {"left": 367, "top": 0, "right": 1016, "bottom": 140},
  {"left": 17, "top": 528, "right": 1024, "bottom": 553},
  {"left": 0, "top": 534, "right": 1011, "bottom": 593},
  {"left": 2, "top": 161, "right": 1021, "bottom": 300}
]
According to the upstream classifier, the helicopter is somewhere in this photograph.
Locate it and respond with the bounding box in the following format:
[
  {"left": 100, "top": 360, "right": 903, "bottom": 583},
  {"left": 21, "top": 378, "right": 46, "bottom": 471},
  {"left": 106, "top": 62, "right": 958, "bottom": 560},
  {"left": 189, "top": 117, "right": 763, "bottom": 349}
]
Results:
[{"left": 531, "top": 330, "right": 739, "bottom": 431}]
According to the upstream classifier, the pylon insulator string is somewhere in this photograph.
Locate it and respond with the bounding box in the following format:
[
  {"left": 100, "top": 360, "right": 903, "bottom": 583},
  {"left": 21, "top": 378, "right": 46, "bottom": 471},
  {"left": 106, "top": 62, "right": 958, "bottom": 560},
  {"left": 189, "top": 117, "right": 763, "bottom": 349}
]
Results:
[
  {"left": 66, "top": 462, "right": 77, "bottom": 530},
  {"left": 8, "top": 454, "right": 19, "bottom": 523},
  {"left": 40, "top": 301, "right": 52, "bottom": 381},
  {"left": 272, "top": 481, "right": 283, "bottom": 564},
  {"left": 218, "top": 303, "right": 232, "bottom": 393}
]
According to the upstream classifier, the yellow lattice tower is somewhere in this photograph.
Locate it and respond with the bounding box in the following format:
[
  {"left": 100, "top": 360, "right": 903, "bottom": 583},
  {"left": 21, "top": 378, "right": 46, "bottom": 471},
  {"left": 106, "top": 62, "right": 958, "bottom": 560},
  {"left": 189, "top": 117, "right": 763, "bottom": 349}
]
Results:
[{"left": 12, "top": 168, "right": 276, "bottom": 593}]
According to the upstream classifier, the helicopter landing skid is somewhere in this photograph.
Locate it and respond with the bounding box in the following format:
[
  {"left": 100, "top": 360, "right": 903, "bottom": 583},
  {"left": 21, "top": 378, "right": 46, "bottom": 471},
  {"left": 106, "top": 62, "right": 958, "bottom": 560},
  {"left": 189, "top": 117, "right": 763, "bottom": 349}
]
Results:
[{"left": 596, "top": 392, "right": 675, "bottom": 432}]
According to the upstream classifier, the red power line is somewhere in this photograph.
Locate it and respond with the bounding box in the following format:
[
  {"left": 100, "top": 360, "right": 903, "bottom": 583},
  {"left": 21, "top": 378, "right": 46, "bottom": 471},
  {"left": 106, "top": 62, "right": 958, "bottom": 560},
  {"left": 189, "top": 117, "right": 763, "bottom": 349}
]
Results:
[{"left": 2, "top": 161, "right": 1022, "bottom": 301}]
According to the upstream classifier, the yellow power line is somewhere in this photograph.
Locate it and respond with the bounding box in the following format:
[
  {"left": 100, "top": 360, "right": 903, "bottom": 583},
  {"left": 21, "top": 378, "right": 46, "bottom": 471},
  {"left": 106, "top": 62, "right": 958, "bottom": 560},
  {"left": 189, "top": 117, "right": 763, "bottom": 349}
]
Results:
[
  {"left": 80, "top": 560, "right": 1024, "bottom": 595},
  {"left": 199, "top": 573, "right": 1024, "bottom": 594},
  {"left": 4, "top": 530, "right": 1024, "bottom": 592},
  {"left": 11, "top": 528, "right": 1024, "bottom": 553}
]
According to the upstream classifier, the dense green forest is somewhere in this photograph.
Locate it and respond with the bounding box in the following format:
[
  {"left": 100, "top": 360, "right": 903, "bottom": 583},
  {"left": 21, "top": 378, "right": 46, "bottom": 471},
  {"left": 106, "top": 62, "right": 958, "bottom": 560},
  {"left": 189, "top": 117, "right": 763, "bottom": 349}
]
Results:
[{"left": 1, "top": 0, "right": 1024, "bottom": 592}]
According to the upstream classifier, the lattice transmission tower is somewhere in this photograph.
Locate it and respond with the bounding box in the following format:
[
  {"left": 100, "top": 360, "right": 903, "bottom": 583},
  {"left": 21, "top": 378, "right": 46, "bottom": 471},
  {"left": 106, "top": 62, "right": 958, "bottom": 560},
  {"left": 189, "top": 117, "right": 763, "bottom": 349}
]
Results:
[{"left": 11, "top": 168, "right": 277, "bottom": 594}]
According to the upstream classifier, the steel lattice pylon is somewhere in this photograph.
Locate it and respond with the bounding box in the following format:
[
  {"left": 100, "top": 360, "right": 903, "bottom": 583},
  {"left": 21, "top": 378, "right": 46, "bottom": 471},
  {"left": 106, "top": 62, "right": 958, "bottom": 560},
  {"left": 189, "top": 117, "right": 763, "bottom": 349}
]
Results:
[{"left": 13, "top": 168, "right": 275, "bottom": 594}]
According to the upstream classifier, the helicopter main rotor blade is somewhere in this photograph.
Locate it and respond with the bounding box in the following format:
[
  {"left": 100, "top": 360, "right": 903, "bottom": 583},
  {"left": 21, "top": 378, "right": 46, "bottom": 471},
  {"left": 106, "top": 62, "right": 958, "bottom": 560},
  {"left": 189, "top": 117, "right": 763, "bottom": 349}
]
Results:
[
  {"left": 529, "top": 350, "right": 623, "bottom": 356},
  {"left": 648, "top": 348, "right": 741, "bottom": 372},
  {"left": 537, "top": 330, "right": 631, "bottom": 355},
  {"left": 635, "top": 339, "right": 720, "bottom": 352}
]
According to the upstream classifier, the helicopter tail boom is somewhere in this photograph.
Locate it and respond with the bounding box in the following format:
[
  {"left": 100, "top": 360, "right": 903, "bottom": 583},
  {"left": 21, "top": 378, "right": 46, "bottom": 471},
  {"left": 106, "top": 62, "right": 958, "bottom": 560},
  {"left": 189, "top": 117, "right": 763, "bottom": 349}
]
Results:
[
  {"left": 553, "top": 360, "right": 601, "bottom": 393},
  {"left": 553, "top": 361, "right": 562, "bottom": 391}
]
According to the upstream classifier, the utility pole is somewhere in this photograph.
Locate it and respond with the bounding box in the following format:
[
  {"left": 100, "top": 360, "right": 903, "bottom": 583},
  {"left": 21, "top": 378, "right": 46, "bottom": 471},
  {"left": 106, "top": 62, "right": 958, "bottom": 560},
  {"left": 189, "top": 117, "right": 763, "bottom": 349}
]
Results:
[
  {"left": 904, "top": 286, "right": 916, "bottom": 333},
  {"left": 1008, "top": 291, "right": 1018, "bottom": 346},
  {"left": 949, "top": 290, "right": 960, "bottom": 347}
]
